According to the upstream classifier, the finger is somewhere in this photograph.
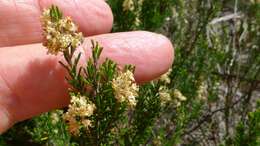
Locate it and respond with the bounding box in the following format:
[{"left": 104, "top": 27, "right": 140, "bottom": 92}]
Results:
[
  {"left": 0, "top": 31, "right": 174, "bottom": 133},
  {"left": 0, "top": 0, "right": 113, "bottom": 47}
]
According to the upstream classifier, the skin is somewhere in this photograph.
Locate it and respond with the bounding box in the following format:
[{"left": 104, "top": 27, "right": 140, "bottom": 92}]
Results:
[{"left": 0, "top": 0, "right": 174, "bottom": 134}]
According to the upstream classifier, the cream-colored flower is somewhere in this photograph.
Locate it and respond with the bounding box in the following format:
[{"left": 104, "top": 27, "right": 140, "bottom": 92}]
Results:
[
  {"left": 63, "top": 95, "right": 96, "bottom": 135},
  {"left": 85, "top": 103, "right": 96, "bottom": 116},
  {"left": 66, "top": 96, "right": 96, "bottom": 118},
  {"left": 50, "top": 111, "right": 60, "bottom": 124},
  {"left": 138, "top": 0, "right": 144, "bottom": 5},
  {"left": 71, "top": 95, "right": 88, "bottom": 107},
  {"left": 82, "top": 119, "right": 93, "bottom": 129},
  {"left": 112, "top": 70, "right": 139, "bottom": 107},
  {"left": 41, "top": 8, "right": 83, "bottom": 55},
  {"left": 197, "top": 81, "right": 207, "bottom": 100},
  {"left": 159, "top": 69, "right": 172, "bottom": 84},
  {"left": 159, "top": 86, "right": 172, "bottom": 105},
  {"left": 134, "top": 17, "right": 141, "bottom": 27},
  {"left": 152, "top": 136, "right": 162, "bottom": 146},
  {"left": 123, "top": 0, "right": 135, "bottom": 12},
  {"left": 68, "top": 118, "right": 80, "bottom": 136},
  {"left": 174, "top": 100, "right": 181, "bottom": 107},
  {"left": 173, "top": 89, "right": 187, "bottom": 101},
  {"left": 128, "top": 95, "right": 137, "bottom": 107}
]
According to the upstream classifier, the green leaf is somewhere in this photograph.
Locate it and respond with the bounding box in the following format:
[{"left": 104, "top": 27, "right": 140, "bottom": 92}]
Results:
[
  {"left": 91, "top": 40, "right": 103, "bottom": 61},
  {"left": 50, "top": 5, "right": 63, "bottom": 21}
]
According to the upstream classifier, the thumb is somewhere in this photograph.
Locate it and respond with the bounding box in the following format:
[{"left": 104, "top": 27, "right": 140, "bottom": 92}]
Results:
[
  {"left": 0, "top": 76, "right": 16, "bottom": 134},
  {"left": 0, "top": 107, "right": 12, "bottom": 134}
]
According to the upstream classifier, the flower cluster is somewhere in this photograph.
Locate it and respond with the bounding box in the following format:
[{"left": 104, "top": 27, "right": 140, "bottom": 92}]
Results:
[
  {"left": 159, "top": 88, "right": 187, "bottom": 107},
  {"left": 158, "top": 69, "right": 175, "bottom": 105},
  {"left": 134, "top": 0, "right": 144, "bottom": 27},
  {"left": 63, "top": 95, "right": 96, "bottom": 135},
  {"left": 122, "top": 0, "right": 144, "bottom": 27},
  {"left": 122, "top": 0, "right": 134, "bottom": 12},
  {"left": 159, "top": 86, "right": 172, "bottom": 105},
  {"left": 41, "top": 6, "right": 83, "bottom": 55},
  {"left": 197, "top": 81, "right": 207, "bottom": 101},
  {"left": 50, "top": 110, "right": 63, "bottom": 124},
  {"left": 112, "top": 70, "right": 139, "bottom": 107},
  {"left": 159, "top": 69, "right": 172, "bottom": 84},
  {"left": 173, "top": 89, "right": 187, "bottom": 107}
]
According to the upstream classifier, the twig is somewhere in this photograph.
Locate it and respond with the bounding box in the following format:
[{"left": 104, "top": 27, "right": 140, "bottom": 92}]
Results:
[
  {"left": 180, "top": 96, "right": 244, "bottom": 137},
  {"left": 209, "top": 13, "right": 242, "bottom": 25}
]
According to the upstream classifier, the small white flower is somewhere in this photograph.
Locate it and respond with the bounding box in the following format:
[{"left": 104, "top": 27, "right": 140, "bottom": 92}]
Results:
[
  {"left": 159, "top": 86, "right": 172, "bottom": 105},
  {"left": 41, "top": 8, "right": 83, "bottom": 55},
  {"left": 123, "top": 0, "right": 135, "bottom": 12},
  {"left": 159, "top": 69, "right": 172, "bottom": 84},
  {"left": 50, "top": 112, "right": 60, "bottom": 124},
  {"left": 63, "top": 95, "right": 96, "bottom": 135},
  {"left": 82, "top": 119, "right": 93, "bottom": 129},
  {"left": 173, "top": 89, "right": 187, "bottom": 101},
  {"left": 128, "top": 95, "right": 137, "bottom": 107},
  {"left": 67, "top": 118, "right": 80, "bottom": 136},
  {"left": 112, "top": 70, "right": 139, "bottom": 107},
  {"left": 197, "top": 81, "right": 207, "bottom": 100}
]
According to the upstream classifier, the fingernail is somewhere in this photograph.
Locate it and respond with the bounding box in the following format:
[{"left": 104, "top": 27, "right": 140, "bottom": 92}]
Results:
[{"left": 0, "top": 109, "right": 10, "bottom": 134}]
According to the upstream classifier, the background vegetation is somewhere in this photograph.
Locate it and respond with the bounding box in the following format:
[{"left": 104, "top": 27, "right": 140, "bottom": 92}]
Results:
[{"left": 0, "top": 0, "right": 259, "bottom": 145}]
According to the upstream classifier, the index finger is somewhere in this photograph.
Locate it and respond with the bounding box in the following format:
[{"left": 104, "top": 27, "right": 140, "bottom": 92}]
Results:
[{"left": 0, "top": 0, "right": 113, "bottom": 47}]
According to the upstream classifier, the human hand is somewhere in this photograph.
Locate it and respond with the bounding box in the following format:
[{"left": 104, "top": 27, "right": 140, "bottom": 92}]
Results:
[{"left": 0, "top": 0, "right": 174, "bottom": 134}]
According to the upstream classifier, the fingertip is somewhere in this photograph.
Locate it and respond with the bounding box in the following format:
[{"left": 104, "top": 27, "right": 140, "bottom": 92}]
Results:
[
  {"left": 87, "top": 0, "right": 114, "bottom": 34},
  {"left": 100, "top": 1, "right": 114, "bottom": 33},
  {"left": 157, "top": 33, "right": 174, "bottom": 70},
  {"left": 135, "top": 31, "right": 174, "bottom": 83}
]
